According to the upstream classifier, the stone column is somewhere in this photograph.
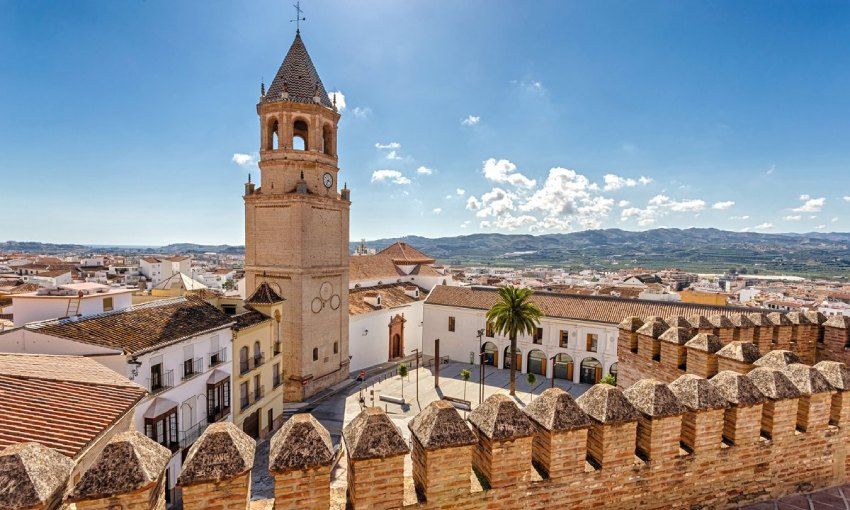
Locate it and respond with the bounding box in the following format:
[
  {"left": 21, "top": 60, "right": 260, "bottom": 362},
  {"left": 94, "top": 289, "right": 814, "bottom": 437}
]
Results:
[
  {"left": 623, "top": 379, "right": 685, "bottom": 462},
  {"left": 767, "top": 313, "right": 793, "bottom": 351},
  {"left": 710, "top": 371, "right": 766, "bottom": 446},
  {"left": 0, "top": 442, "right": 74, "bottom": 510},
  {"left": 729, "top": 314, "right": 756, "bottom": 342},
  {"left": 408, "top": 400, "right": 477, "bottom": 502},
  {"left": 709, "top": 315, "right": 736, "bottom": 344},
  {"left": 269, "top": 414, "right": 335, "bottom": 510},
  {"left": 618, "top": 316, "right": 644, "bottom": 354},
  {"left": 68, "top": 431, "right": 171, "bottom": 510},
  {"left": 668, "top": 374, "right": 728, "bottom": 453},
  {"left": 684, "top": 333, "right": 723, "bottom": 378},
  {"left": 343, "top": 407, "right": 409, "bottom": 510},
  {"left": 637, "top": 317, "right": 668, "bottom": 362},
  {"left": 524, "top": 388, "right": 591, "bottom": 479},
  {"left": 177, "top": 422, "right": 256, "bottom": 510},
  {"left": 749, "top": 313, "right": 774, "bottom": 355},
  {"left": 746, "top": 368, "right": 801, "bottom": 442},
  {"left": 468, "top": 394, "right": 535, "bottom": 488},
  {"left": 716, "top": 341, "right": 760, "bottom": 374},
  {"left": 824, "top": 316, "right": 850, "bottom": 362},
  {"left": 814, "top": 361, "right": 850, "bottom": 426},
  {"left": 782, "top": 363, "right": 834, "bottom": 432},
  {"left": 659, "top": 327, "right": 690, "bottom": 372},
  {"left": 575, "top": 384, "right": 640, "bottom": 469}
]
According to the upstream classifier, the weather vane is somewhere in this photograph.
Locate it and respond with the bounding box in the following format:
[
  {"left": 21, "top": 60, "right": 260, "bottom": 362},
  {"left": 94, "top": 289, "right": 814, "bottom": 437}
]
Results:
[{"left": 290, "top": 1, "right": 306, "bottom": 32}]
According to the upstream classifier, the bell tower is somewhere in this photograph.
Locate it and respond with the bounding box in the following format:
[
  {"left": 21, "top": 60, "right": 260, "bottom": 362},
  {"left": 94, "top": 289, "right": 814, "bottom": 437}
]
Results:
[{"left": 244, "top": 29, "right": 351, "bottom": 401}]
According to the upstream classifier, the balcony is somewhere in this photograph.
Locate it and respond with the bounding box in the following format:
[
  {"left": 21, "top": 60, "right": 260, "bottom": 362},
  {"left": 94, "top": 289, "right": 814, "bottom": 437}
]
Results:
[
  {"left": 272, "top": 371, "right": 282, "bottom": 389},
  {"left": 179, "top": 421, "right": 208, "bottom": 449},
  {"left": 208, "top": 404, "right": 230, "bottom": 423},
  {"left": 254, "top": 353, "right": 265, "bottom": 368},
  {"left": 208, "top": 348, "right": 227, "bottom": 368},
  {"left": 240, "top": 386, "right": 266, "bottom": 411},
  {"left": 147, "top": 370, "right": 174, "bottom": 395},
  {"left": 181, "top": 358, "right": 203, "bottom": 381},
  {"left": 240, "top": 354, "right": 265, "bottom": 375}
]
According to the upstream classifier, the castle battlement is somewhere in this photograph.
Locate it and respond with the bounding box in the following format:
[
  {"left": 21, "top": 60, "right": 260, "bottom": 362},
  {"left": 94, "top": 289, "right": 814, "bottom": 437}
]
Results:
[{"left": 3, "top": 359, "right": 850, "bottom": 510}]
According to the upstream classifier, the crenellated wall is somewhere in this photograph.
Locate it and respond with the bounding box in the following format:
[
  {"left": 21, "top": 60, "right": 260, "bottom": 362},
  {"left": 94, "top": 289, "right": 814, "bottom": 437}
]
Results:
[
  {"left": 616, "top": 312, "right": 850, "bottom": 388},
  {"left": 3, "top": 358, "right": 850, "bottom": 510}
]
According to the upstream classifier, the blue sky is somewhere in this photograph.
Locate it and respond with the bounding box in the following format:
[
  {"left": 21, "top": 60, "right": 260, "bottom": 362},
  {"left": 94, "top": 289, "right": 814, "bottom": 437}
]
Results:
[{"left": 1, "top": 0, "right": 849, "bottom": 245}]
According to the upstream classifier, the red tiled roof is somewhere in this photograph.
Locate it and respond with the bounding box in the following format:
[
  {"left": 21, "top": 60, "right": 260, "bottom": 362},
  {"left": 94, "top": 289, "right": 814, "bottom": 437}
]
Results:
[
  {"left": 28, "top": 297, "right": 234, "bottom": 355},
  {"left": 0, "top": 354, "right": 147, "bottom": 458},
  {"left": 349, "top": 283, "right": 425, "bottom": 315},
  {"left": 425, "top": 285, "right": 755, "bottom": 324},
  {"left": 377, "top": 242, "right": 436, "bottom": 265}
]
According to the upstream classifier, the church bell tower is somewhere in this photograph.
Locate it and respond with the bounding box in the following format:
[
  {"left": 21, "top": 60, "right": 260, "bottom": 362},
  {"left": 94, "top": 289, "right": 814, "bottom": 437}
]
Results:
[{"left": 244, "top": 29, "right": 351, "bottom": 401}]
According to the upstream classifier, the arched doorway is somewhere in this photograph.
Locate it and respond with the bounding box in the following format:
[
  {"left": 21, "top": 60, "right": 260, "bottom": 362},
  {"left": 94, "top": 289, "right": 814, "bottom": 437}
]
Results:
[
  {"left": 580, "top": 358, "right": 602, "bottom": 384},
  {"left": 503, "top": 346, "right": 522, "bottom": 371},
  {"left": 481, "top": 342, "right": 498, "bottom": 366},
  {"left": 388, "top": 314, "right": 406, "bottom": 360},
  {"left": 527, "top": 350, "right": 546, "bottom": 376},
  {"left": 553, "top": 353, "right": 574, "bottom": 381},
  {"left": 609, "top": 362, "right": 618, "bottom": 384}
]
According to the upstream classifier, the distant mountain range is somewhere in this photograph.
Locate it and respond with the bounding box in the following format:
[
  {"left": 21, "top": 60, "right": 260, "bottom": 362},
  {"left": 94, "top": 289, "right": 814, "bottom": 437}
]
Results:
[{"left": 3, "top": 228, "right": 849, "bottom": 277}]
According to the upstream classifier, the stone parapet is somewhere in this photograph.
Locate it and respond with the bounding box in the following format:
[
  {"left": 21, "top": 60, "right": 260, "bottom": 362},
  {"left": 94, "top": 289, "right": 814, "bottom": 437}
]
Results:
[
  {"left": 269, "top": 413, "right": 335, "bottom": 510},
  {"left": 468, "top": 394, "right": 535, "bottom": 488}
]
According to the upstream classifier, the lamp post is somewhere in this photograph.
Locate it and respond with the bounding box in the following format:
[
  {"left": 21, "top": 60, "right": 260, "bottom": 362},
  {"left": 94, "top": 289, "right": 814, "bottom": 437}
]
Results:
[
  {"left": 477, "top": 328, "right": 484, "bottom": 404},
  {"left": 549, "top": 354, "right": 557, "bottom": 389}
]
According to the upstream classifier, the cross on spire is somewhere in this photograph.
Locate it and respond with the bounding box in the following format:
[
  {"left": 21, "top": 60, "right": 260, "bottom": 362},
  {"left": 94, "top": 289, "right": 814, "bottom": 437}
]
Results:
[{"left": 290, "top": 1, "right": 306, "bottom": 32}]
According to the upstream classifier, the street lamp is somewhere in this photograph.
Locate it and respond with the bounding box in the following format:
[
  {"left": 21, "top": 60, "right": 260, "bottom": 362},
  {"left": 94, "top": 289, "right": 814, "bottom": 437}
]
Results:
[{"left": 477, "top": 328, "right": 485, "bottom": 404}]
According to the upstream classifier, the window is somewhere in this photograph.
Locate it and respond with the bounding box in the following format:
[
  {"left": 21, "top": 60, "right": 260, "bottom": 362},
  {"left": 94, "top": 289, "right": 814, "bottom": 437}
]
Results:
[
  {"left": 268, "top": 409, "right": 274, "bottom": 432},
  {"left": 586, "top": 333, "right": 598, "bottom": 353},
  {"left": 333, "top": 342, "right": 338, "bottom": 354},
  {"left": 103, "top": 297, "right": 113, "bottom": 312},
  {"left": 222, "top": 304, "right": 237, "bottom": 315},
  {"left": 293, "top": 119, "right": 309, "bottom": 150},
  {"left": 485, "top": 322, "right": 494, "bottom": 338},
  {"left": 559, "top": 330, "right": 569, "bottom": 348},
  {"left": 448, "top": 316, "right": 456, "bottom": 332},
  {"left": 144, "top": 407, "right": 178, "bottom": 451},
  {"left": 273, "top": 363, "right": 281, "bottom": 388},
  {"left": 240, "top": 381, "right": 249, "bottom": 410},
  {"left": 313, "top": 347, "right": 319, "bottom": 361},
  {"left": 207, "top": 377, "right": 230, "bottom": 422},
  {"left": 533, "top": 326, "right": 543, "bottom": 344}
]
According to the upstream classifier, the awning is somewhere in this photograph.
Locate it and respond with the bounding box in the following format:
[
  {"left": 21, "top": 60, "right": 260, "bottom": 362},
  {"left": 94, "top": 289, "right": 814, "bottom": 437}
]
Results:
[
  {"left": 143, "top": 396, "right": 178, "bottom": 419},
  {"left": 206, "top": 369, "right": 230, "bottom": 386}
]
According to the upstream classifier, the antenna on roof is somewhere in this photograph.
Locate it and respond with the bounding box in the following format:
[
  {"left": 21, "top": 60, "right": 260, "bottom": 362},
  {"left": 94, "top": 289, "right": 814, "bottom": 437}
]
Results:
[{"left": 290, "top": 1, "right": 306, "bottom": 32}]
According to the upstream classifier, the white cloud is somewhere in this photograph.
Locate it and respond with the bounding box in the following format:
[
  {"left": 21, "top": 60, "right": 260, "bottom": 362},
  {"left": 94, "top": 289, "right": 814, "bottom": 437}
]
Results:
[
  {"left": 815, "top": 224, "right": 826, "bottom": 229},
  {"left": 415, "top": 166, "right": 433, "bottom": 175},
  {"left": 638, "top": 176, "right": 653, "bottom": 185},
  {"left": 766, "top": 165, "right": 775, "bottom": 175},
  {"left": 461, "top": 115, "right": 480, "bottom": 126},
  {"left": 375, "top": 142, "right": 401, "bottom": 150},
  {"left": 327, "top": 91, "right": 346, "bottom": 110},
  {"left": 783, "top": 215, "right": 802, "bottom": 221},
  {"left": 712, "top": 201, "right": 735, "bottom": 210},
  {"left": 475, "top": 187, "right": 516, "bottom": 218},
  {"left": 232, "top": 153, "right": 257, "bottom": 166},
  {"left": 480, "top": 213, "right": 538, "bottom": 231},
  {"left": 730, "top": 215, "right": 750, "bottom": 220},
  {"left": 482, "top": 158, "right": 536, "bottom": 189},
  {"left": 460, "top": 220, "right": 470, "bottom": 228},
  {"left": 618, "top": 200, "right": 630, "bottom": 208},
  {"left": 754, "top": 222, "right": 774, "bottom": 230},
  {"left": 832, "top": 217, "right": 839, "bottom": 223},
  {"left": 371, "top": 169, "right": 410, "bottom": 185},
  {"left": 465, "top": 196, "right": 482, "bottom": 211},
  {"left": 844, "top": 196, "right": 850, "bottom": 202},
  {"left": 456, "top": 188, "right": 465, "bottom": 196},
  {"left": 352, "top": 106, "right": 371, "bottom": 118},
  {"left": 792, "top": 196, "right": 825, "bottom": 212},
  {"left": 385, "top": 150, "right": 402, "bottom": 160},
  {"left": 602, "top": 174, "right": 637, "bottom": 192},
  {"left": 619, "top": 194, "right": 707, "bottom": 227},
  {"left": 432, "top": 208, "right": 442, "bottom": 214}
]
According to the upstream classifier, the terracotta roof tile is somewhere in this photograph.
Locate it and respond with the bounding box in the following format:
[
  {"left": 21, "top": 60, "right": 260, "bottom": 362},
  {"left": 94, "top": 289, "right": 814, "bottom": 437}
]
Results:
[
  {"left": 246, "top": 282, "right": 284, "bottom": 304},
  {"left": 0, "top": 354, "right": 147, "bottom": 458},
  {"left": 426, "top": 285, "right": 754, "bottom": 325},
  {"left": 27, "top": 297, "right": 234, "bottom": 355},
  {"left": 349, "top": 283, "right": 424, "bottom": 315}
]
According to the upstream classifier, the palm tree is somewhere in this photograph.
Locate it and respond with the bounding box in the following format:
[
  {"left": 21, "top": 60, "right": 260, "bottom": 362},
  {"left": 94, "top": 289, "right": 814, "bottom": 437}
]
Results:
[
  {"left": 460, "top": 369, "right": 471, "bottom": 401},
  {"left": 486, "top": 285, "right": 542, "bottom": 396}
]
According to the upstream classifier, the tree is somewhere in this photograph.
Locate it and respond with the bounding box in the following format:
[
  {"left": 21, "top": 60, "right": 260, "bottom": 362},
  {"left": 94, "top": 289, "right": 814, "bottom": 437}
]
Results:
[
  {"left": 600, "top": 373, "right": 616, "bottom": 386},
  {"left": 398, "top": 363, "right": 408, "bottom": 399},
  {"left": 526, "top": 372, "right": 537, "bottom": 401},
  {"left": 460, "top": 369, "right": 471, "bottom": 401},
  {"left": 486, "top": 286, "right": 542, "bottom": 396}
]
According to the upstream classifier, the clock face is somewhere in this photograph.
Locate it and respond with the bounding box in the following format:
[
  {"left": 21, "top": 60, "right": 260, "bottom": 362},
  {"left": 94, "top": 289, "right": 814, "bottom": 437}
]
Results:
[{"left": 323, "top": 172, "right": 333, "bottom": 189}]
